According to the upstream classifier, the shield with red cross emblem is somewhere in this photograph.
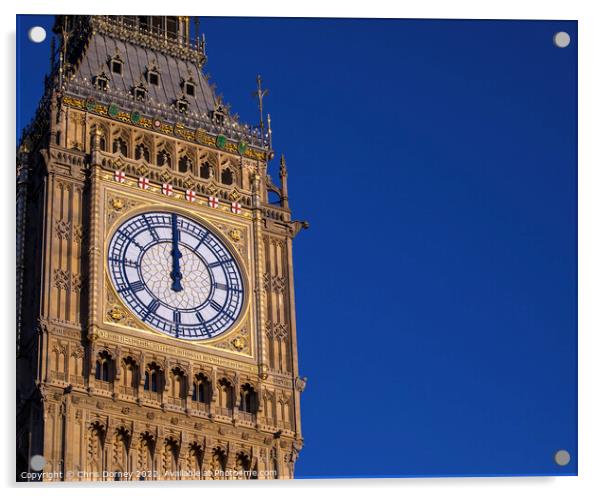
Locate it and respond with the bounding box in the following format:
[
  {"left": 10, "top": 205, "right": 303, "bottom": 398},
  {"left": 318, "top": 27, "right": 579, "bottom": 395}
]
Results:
[
  {"left": 138, "top": 177, "right": 150, "bottom": 190},
  {"left": 161, "top": 183, "right": 173, "bottom": 196},
  {"left": 185, "top": 189, "right": 196, "bottom": 202}
]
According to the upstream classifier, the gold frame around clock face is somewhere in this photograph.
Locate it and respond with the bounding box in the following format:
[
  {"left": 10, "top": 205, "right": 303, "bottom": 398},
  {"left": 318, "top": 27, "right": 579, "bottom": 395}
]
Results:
[{"left": 105, "top": 205, "right": 251, "bottom": 343}]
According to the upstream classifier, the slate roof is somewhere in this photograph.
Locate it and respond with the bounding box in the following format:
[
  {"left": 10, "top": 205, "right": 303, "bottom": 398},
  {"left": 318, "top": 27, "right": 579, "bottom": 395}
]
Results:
[{"left": 72, "top": 32, "right": 217, "bottom": 117}]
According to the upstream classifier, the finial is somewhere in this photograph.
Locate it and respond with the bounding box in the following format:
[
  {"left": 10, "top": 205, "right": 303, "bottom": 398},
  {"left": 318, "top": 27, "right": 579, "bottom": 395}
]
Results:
[
  {"left": 267, "top": 113, "right": 273, "bottom": 149},
  {"left": 280, "top": 154, "right": 287, "bottom": 178},
  {"left": 253, "top": 75, "right": 269, "bottom": 147},
  {"left": 280, "top": 154, "right": 289, "bottom": 209}
]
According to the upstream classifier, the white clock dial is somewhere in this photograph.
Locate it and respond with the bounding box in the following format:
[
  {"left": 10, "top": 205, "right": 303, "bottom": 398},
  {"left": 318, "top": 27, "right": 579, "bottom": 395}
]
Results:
[{"left": 108, "top": 212, "right": 245, "bottom": 340}]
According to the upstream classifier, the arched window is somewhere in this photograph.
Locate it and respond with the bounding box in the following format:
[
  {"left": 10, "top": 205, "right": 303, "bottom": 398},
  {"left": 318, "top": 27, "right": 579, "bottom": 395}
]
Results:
[
  {"left": 221, "top": 168, "right": 234, "bottom": 185},
  {"left": 95, "top": 351, "right": 112, "bottom": 382},
  {"left": 217, "top": 378, "right": 233, "bottom": 409},
  {"left": 144, "top": 363, "right": 162, "bottom": 392},
  {"left": 192, "top": 373, "right": 210, "bottom": 404},
  {"left": 157, "top": 150, "right": 171, "bottom": 167},
  {"left": 135, "top": 143, "right": 150, "bottom": 162},
  {"left": 171, "top": 368, "right": 187, "bottom": 399},
  {"left": 239, "top": 383, "right": 258, "bottom": 414},
  {"left": 199, "top": 161, "right": 212, "bottom": 179},
  {"left": 113, "top": 137, "right": 128, "bottom": 157},
  {"left": 178, "top": 155, "right": 192, "bottom": 173},
  {"left": 122, "top": 357, "right": 138, "bottom": 389}
]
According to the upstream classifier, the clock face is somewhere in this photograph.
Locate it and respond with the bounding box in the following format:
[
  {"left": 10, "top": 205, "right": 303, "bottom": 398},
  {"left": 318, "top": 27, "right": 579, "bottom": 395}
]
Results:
[{"left": 107, "top": 211, "right": 245, "bottom": 340}]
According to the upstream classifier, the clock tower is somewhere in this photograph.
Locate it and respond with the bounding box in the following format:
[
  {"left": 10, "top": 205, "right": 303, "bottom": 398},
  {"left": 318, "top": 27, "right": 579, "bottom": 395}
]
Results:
[{"left": 17, "top": 15, "right": 307, "bottom": 481}]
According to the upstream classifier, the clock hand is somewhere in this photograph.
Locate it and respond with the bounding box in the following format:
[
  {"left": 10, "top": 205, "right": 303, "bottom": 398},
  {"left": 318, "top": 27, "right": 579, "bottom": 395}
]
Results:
[{"left": 170, "top": 213, "right": 183, "bottom": 292}]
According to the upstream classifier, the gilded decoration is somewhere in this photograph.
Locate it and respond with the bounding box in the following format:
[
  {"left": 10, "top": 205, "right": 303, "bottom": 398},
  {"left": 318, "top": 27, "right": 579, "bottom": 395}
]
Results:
[
  {"left": 135, "top": 163, "right": 149, "bottom": 176},
  {"left": 206, "top": 221, "right": 249, "bottom": 260},
  {"left": 159, "top": 168, "right": 173, "bottom": 183},
  {"left": 105, "top": 281, "right": 144, "bottom": 331},
  {"left": 61, "top": 95, "right": 268, "bottom": 160},
  {"left": 206, "top": 182, "right": 219, "bottom": 196},
  {"left": 229, "top": 228, "right": 242, "bottom": 242},
  {"left": 106, "top": 193, "right": 144, "bottom": 226},
  {"left": 211, "top": 325, "right": 251, "bottom": 355},
  {"left": 182, "top": 175, "right": 195, "bottom": 190},
  {"left": 108, "top": 307, "right": 125, "bottom": 322}
]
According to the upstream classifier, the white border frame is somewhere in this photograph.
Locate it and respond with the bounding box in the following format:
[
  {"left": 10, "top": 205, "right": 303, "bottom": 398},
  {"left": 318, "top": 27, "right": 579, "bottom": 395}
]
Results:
[{"left": 4, "top": 1, "right": 601, "bottom": 495}]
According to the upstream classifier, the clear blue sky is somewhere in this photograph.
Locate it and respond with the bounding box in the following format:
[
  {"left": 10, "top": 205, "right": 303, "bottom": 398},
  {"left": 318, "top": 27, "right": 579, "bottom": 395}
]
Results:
[{"left": 17, "top": 15, "right": 577, "bottom": 478}]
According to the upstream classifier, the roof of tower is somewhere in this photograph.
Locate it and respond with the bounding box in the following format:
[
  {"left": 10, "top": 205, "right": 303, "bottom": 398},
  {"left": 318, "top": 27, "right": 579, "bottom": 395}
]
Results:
[
  {"left": 73, "top": 31, "right": 217, "bottom": 117},
  {"left": 51, "top": 16, "right": 268, "bottom": 150},
  {"left": 23, "top": 16, "right": 273, "bottom": 156}
]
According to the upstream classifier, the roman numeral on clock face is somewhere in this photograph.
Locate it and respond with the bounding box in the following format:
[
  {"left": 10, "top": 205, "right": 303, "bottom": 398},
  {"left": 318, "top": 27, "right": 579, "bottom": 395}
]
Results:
[
  {"left": 143, "top": 299, "right": 160, "bottom": 320},
  {"left": 209, "top": 300, "right": 222, "bottom": 312},
  {"left": 130, "top": 280, "right": 145, "bottom": 292}
]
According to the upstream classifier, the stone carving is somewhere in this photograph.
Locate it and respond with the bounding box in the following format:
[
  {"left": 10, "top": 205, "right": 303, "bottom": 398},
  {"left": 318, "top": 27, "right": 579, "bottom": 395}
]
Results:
[
  {"left": 294, "top": 376, "right": 308, "bottom": 392},
  {"left": 262, "top": 273, "right": 287, "bottom": 294},
  {"left": 53, "top": 269, "right": 71, "bottom": 291},
  {"left": 106, "top": 193, "right": 143, "bottom": 226},
  {"left": 108, "top": 307, "right": 125, "bottom": 322},
  {"left": 211, "top": 326, "right": 251, "bottom": 355},
  {"left": 71, "top": 273, "right": 83, "bottom": 292},
  {"left": 73, "top": 224, "right": 84, "bottom": 243},
  {"left": 265, "top": 321, "right": 288, "bottom": 341},
  {"left": 55, "top": 219, "right": 72, "bottom": 240}
]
